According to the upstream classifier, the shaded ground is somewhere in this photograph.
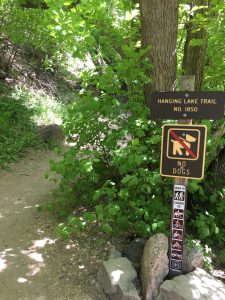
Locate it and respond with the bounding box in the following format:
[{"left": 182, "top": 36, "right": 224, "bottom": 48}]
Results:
[{"left": 0, "top": 149, "right": 114, "bottom": 300}]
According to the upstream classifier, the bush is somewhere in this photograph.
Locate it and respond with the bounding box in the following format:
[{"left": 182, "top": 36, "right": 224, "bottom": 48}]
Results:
[
  {"left": 188, "top": 182, "right": 225, "bottom": 249},
  {"left": 48, "top": 94, "right": 173, "bottom": 239},
  {"left": 48, "top": 93, "right": 225, "bottom": 249},
  {"left": 0, "top": 95, "right": 39, "bottom": 165}
]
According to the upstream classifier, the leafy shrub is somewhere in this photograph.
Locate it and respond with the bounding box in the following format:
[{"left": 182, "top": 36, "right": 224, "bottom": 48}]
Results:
[
  {"left": 188, "top": 184, "right": 225, "bottom": 249},
  {"left": 185, "top": 120, "right": 225, "bottom": 251},
  {"left": 49, "top": 92, "right": 173, "bottom": 239}
]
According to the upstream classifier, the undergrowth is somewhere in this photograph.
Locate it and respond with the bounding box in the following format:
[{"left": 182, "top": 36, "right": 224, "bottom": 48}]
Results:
[
  {"left": 0, "top": 94, "right": 39, "bottom": 166},
  {"left": 0, "top": 83, "right": 66, "bottom": 167}
]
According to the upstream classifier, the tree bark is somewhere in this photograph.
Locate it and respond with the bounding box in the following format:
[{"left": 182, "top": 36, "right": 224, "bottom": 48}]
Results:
[
  {"left": 205, "top": 120, "right": 225, "bottom": 170},
  {"left": 182, "top": 0, "right": 209, "bottom": 91},
  {"left": 140, "top": 0, "right": 179, "bottom": 107},
  {"left": 20, "top": 0, "right": 49, "bottom": 9},
  {"left": 20, "top": 0, "right": 80, "bottom": 9}
]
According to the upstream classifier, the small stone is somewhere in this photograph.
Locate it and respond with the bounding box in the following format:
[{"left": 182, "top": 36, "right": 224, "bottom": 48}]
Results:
[{"left": 182, "top": 244, "right": 204, "bottom": 273}]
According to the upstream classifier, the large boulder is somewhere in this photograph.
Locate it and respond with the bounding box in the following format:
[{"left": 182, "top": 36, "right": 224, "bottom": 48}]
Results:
[
  {"left": 156, "top": 268, "right": 225, "bottom": 300},
  {"left": 140, "top": 233, "right": 169, "bottom": 300},
  {"left": 98, "top": 257, "right": 141, "bottom": 300}
]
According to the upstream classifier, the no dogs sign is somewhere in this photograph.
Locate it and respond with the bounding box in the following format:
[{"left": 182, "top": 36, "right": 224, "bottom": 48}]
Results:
[{"left": 160, "top": 124, "right": 207, "bottom": 179}]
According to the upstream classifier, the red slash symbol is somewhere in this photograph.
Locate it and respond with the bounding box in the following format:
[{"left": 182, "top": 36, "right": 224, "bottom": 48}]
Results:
[{"left": 170, "top": 130, "right": 197, "bottom": 159}]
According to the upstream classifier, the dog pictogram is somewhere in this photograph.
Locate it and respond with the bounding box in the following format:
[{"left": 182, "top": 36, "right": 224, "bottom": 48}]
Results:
[
  {"left": 166, "top": 128, "right": 201, "bottom": 161},
  {"left": 171, "top": 133, "right": 196, "bottom": 157}
]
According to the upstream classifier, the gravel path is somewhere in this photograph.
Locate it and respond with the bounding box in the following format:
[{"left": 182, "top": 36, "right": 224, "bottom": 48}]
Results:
[{"left": 0, "top": 150, "right": 110, "bottom": 300}]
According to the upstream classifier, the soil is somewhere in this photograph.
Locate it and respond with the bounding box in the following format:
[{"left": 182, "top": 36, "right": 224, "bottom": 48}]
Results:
[{"left": 0, "top": 149, "right": 117, "bottom": 300}]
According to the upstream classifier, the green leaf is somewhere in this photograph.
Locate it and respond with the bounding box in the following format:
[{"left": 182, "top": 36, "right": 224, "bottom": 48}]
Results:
[
  {"left": 83, "top": 212, "right": 96, "bottom": 222},
  {"left": 190, "top": 39, "right": 206, "bottom": 47},
  {"left": 81, "top": 161, "right": 93, "bottom": 172},
  {"left": 136, "top": 130, "right": 145, "bottom": 138},
  {"left": 121, "top": 175, "right": 131, "bottom": 184},
  {"left": 107, "top": 204, "right": 120, "bottom": 216},
  {"left": 151, "top": 222, "right": 158, "bottom": 231},
  {"left": 134, "top": 220, "right": 149, "bottom": 236},
  {"left": 63, "top": 1, "right": 72, "bottom": 5},
  {"left": 119, "top": 189, "right": 129, "bottom": 200},
  {"left": 117, "top": 216, "right": 129, "bottom": 230},
  {"left": 95, "top": 204, "right": 104, "bottom": 215},
  {"left": 102, "top": 223, "right": 113, "bottom": 233},
  {"left": 149, "top": 135, "right": 161, "bottom": 144},
  {"left": 132, "top": 138, "right": 139, "bottom": 146}
]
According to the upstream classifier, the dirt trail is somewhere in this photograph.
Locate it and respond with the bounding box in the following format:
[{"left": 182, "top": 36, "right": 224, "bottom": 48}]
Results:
[{"left": 0, "top": 150, "right": 109, "bottom": 300}]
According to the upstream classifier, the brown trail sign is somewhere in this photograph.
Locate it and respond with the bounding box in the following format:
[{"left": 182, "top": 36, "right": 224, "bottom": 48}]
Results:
[{"left": 150, "top": 91, "right": 225, "bottom": 120}]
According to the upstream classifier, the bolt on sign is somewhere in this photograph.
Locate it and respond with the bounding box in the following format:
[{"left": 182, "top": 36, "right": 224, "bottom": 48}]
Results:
[
  {"left": 169, "top": 184, "right": 187, "bottom": 276},
  {"left": 150, "top": 91, "right": 225, "bottom": 120},
  {"left": 160, "top": 124, "right": 207, "bottom": 180}
]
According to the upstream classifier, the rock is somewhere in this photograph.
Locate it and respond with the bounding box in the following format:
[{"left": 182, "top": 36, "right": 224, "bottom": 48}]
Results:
[
  {"left": 5, "top": 77, "right": 14, "bottom": 84},
  {"left": 37, "top": 124, "right": 65, "bottom": 144},
  {"left": 0, "top": 69, "right": 7, "bottom": 79},
  {"left": 98, "top": 257, "right": 141, "bottom": 300},
  {"left": 109, "top": 247, "right": 122, "bottom": 260},
  {"left": 140, "top": 233, "right": 169, "bottom": 300},
  {"left": 133, "top": 276, "right": 142, "bottom": 298},
  {"left": 123, "top": 238, "right": 146, "bottom": 266},
  {"left": 109, "top": 280, "right": 140, "bottom": 300},
  {"left": 182, "top": 244, "right": 204, "bottom": 273},
  {"left": 156, "top": 268, "right": 225, "bottom": 300}
]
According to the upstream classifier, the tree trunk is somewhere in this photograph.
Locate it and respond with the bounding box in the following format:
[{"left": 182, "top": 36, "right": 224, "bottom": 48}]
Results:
[
  {"left": 20, "top": 0, "right": 49, "bottom": 9},
  {"left": 140, "top": 0, "right": 179, "bottom": 107},
  {"left": 182, "top": 0, "right": 209, "bottom": 91}
]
